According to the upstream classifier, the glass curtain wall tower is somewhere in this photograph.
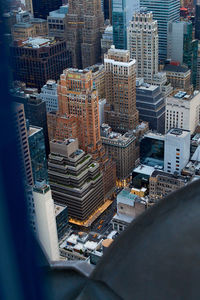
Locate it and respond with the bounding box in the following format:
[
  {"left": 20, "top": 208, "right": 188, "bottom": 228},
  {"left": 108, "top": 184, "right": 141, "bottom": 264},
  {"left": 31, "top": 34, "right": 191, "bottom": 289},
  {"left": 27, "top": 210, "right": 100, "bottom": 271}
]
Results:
[
  {"left": 140, "top": 0, "right": 180, "bottom": 62},
  {"left": 112, "top": 0, "right": 140, "bottom": 49}
]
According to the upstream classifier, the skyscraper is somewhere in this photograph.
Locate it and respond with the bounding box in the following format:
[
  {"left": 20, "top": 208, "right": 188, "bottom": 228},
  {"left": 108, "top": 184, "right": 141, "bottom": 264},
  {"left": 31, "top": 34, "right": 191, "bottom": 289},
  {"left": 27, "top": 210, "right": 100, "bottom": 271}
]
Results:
[
  {"left": 28, "top": 125, "right": 48, "bottom": 184},
  {"left": 47, "top": 68, "right": 116, "bottom": 197},
  {"left": 140, "top": 0, "right": 180, "bottom": 61},
  {"left": 57, "top": 69, "right": 102, "bottom": 157},
  {"left": 25, "top": 0, "right": 33, "bottom": 14},
  {"left": 32, "top": 183, "right": 59, "bottom": 261},
  {"left": 112, "top": 0, "right": 140, "bottom": 49},
  {"left": 40, "top": 80, "right": 58, "bottom": 113},
  {"left": 167, "top": 21, "right": 198, "bottom": 87},
  {"left": 165, "top": 91, "right": 200, "bottom": 134},
  {"left": 128, "top": 9, "right": 158, "bottom": 82},
  {"left": 14, "top": 94, "right": 50, "bottom": 157},
  {"left": 10, "top": 37, "right": 72, "bottom": 90},
  {"left": 32, "top": 0, "right": 62, "bottom": 19},
  {"left": 66, "top": 0, "right": 104, "bottom": 68},
  {"left": 195, "top": 0, "right": 200, "bottom": 40},
  {"left": 48, "top": 139, "right": 104, "bottom": 222},
  {"left": 164, "top": 128, "right": 190, "bottom": 175},
  {"left": 104, "top": 46, "right": 139, "bottom": 133},
  {"left": 136, "top": 82, "right": 165, "bottom": 134},
  {"left": 12, "top": 102, "right": 34, "bottom": 186}
]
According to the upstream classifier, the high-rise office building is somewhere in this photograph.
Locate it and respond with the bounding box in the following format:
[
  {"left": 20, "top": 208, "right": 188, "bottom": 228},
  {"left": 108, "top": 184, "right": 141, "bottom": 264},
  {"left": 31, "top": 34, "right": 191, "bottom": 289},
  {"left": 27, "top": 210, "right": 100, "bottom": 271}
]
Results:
[
  {"left": 10, "top": 37, "right": 72, "bottom": 90},
  {"left": 25, "top": 95, "right": 50, "bottom": 157},
  {"left": 140, "top": 0, "right": 180, "bottom": 61},
  {"left": 40, "top": 80, "right": 58, "bottom": 113},
  {"left": 101, "top": 124, "right": 139, "bottom": 180},
  {"left": 57, "top": 69, "right": 102, "bottom": 157},
  {"left": 25, "top": 0, "right": 33, "bottom": 14},
  {"left": 32, "top": 183, "right": 59, "bottom": 261},
  {"left": 136, "top": 81, "right": 165, "bottom": 134},
  {"left": 47, "top": 68, "right": 116, "bottom": 197},
  {"left": 32, "top": 0, "right": 62, "bottom": 19},
  {"left": 163, "top": 64, "right": 192, "bottom": 93},
  {"left": 28, "top": 125, "right": 48, "bottom": 184},
  {"left": 195, "top": 0, "right": 200, "bottom": 40},
  {"left": 165, "top": 90, "right": 200, "bottom": 134},
  {"left": 54, "top": 204, "right": 68, "bottom": 240},
  {"left": 196, "top": 43, "right": 200, "bottom": 90},
  {"left": 167, "top": 21, "right": 198, "bottom": 87},
  {"left": 66, "top": 0, "right": 104, "bottom": 69},
  {"left": 85, "top": 64, "right": 106, "bottom": 99},
  {"left": 104, "top": 46, "right": 139, "bottom": 133},
  {"left": 103, "top": 0, "right": 112, "bottom": 23},
  {"left": 13, "top": 93, "right": 50, "bottom": 157},
  {"left": 101, "top": 25, "right": 113, "bottom": 58},
  {"left": 11, "top": 18, "right": 48, "bottom": 41},
  {"left": 112, "top": 0, "right": 140, "bottom": 49},
  {"left": 48, "top": 139, "right": 104, "bottom": 222},
  {"left": 12, "top": 102, "right": 34, "bottom": 185},
  {"left": 128, "top": 9, "right": 158, "bottom": 83},
  {"left": 164, "top": 128, "right": 190, "bottom": 175},
  {"left": 47, "top": 5, "right": 68, "bottom": 39}
]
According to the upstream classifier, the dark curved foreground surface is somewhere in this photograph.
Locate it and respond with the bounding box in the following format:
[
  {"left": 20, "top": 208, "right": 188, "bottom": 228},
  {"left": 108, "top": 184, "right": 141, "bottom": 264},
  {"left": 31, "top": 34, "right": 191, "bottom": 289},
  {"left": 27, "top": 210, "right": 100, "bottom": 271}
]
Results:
[{"left": 47, "top": 179, "right": 200, "bottom": 300}]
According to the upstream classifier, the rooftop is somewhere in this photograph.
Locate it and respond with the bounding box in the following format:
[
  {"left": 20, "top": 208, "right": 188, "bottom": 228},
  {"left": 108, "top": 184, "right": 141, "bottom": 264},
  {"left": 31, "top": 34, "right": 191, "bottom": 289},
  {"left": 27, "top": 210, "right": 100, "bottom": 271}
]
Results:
[
  {"left": 151, "top": 170, "right": 188, "bottom": 181},
  {"left": 133, "top": 165, "right": 155, "bottom": 176},
  {"left": 136, "top": 83, "right": 158, "bottom": 92},
  {"left": 54, "top": 203, "right": 67, "bottom": 217},
  {"left": 13, "top": 22, "right": 33, "bottom": 28},
  {"left": 21, "top": 37, "right": 56, "bottom": 48},
  {"left": 169, "top": 90, "right": 200, "bottom": 101},
  {"left": 31, "top": 18, "right": 47, "bottom": 23},
  {"left": 167, "top": 128, "right": 190, "bottom": 138},
  {"left": 112, "top": 213, "right": 134, "bottom": 224},
  {"left": 117, "top": 189, "right": 139, "bottom": 207},
  {"left": 33, "top": 183, "right": 50, "bottom": 194},
  {"left": 163, "top": 64, "right": 190, "bottom": 73}
]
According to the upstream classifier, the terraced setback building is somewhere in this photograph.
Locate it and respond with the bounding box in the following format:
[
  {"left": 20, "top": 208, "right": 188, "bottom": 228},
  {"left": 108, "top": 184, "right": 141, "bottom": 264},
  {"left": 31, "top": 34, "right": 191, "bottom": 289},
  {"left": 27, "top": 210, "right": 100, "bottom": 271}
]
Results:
[{"left": 48, "top": 139, "right": 104, "bottom": 221}]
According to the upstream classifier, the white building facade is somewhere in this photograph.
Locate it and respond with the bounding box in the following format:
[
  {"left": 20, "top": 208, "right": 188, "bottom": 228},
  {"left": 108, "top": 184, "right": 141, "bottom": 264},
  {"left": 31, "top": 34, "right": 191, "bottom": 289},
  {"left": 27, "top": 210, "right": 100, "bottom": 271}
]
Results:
[
  {"left": 165, "top": 91, "right": 200, "bottom": 134},
  {"left": 127, "top": 9, "right": 158, "bottom": 82},
  {"left": 164, "top": 128, "right": 190, "bottom": 175},
  {"left": 40, "top": 80, "right": 58, "bottom": 113},
  {"left": 32, "top": 183, "right": 59, "bottom": 262}
]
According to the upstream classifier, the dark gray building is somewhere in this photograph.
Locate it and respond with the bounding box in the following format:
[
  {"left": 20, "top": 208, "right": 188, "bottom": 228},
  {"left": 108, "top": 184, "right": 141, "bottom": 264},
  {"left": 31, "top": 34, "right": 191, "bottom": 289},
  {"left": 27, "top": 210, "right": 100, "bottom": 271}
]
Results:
[
  {"left": 136, "top": 82, "right": 165, "bottom": 134},
  {"left": 55, "top": 203, "right": 68, "bottom": 240},
  {"left": 12, "top": 93, "right": 50, "bottom": 157},
  {"left": 28, "top": 125, "right": 48, "bottom": 184},
  {"left": 195, "top": 1, "right": 200, "bottom": 40},
  {"left": 32, "top": 0, "right": 62, "bottom": 19}
]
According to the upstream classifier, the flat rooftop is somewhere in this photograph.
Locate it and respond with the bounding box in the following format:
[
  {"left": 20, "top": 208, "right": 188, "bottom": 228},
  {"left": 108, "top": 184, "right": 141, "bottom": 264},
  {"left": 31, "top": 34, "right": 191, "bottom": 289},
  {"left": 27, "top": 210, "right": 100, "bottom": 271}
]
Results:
[
  {"left": 163, "top": 64, "right": 189, "bottom": 73},
  {"left": 167, "top": 128, "right": 190, "bottom": 138},
  {"left": 13, "top": 22, "right": 33, "bottom": 28},
  {"left": 143, "top": 131, "right": 165, "bottom": 141},
  {"left": 169, "top": 90, "right": 200, "bottom": 101},
  {"left": 21, "top": 37, "right": 55, "bottom": 48},
  {"left": 137, "top": 84, "right": 158, "bottom": 92},
  {"left": 151, "top": 170, "right": 187, "bottom": 181},
  {"left": 133, "top": 165, "right": 155, "bottom": 176},
  {"left": 117, "top": 189, "right": 139, "bottom": 206},
  {"left": 54, "top": 203, "right": 67, "bottom": 217}
]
